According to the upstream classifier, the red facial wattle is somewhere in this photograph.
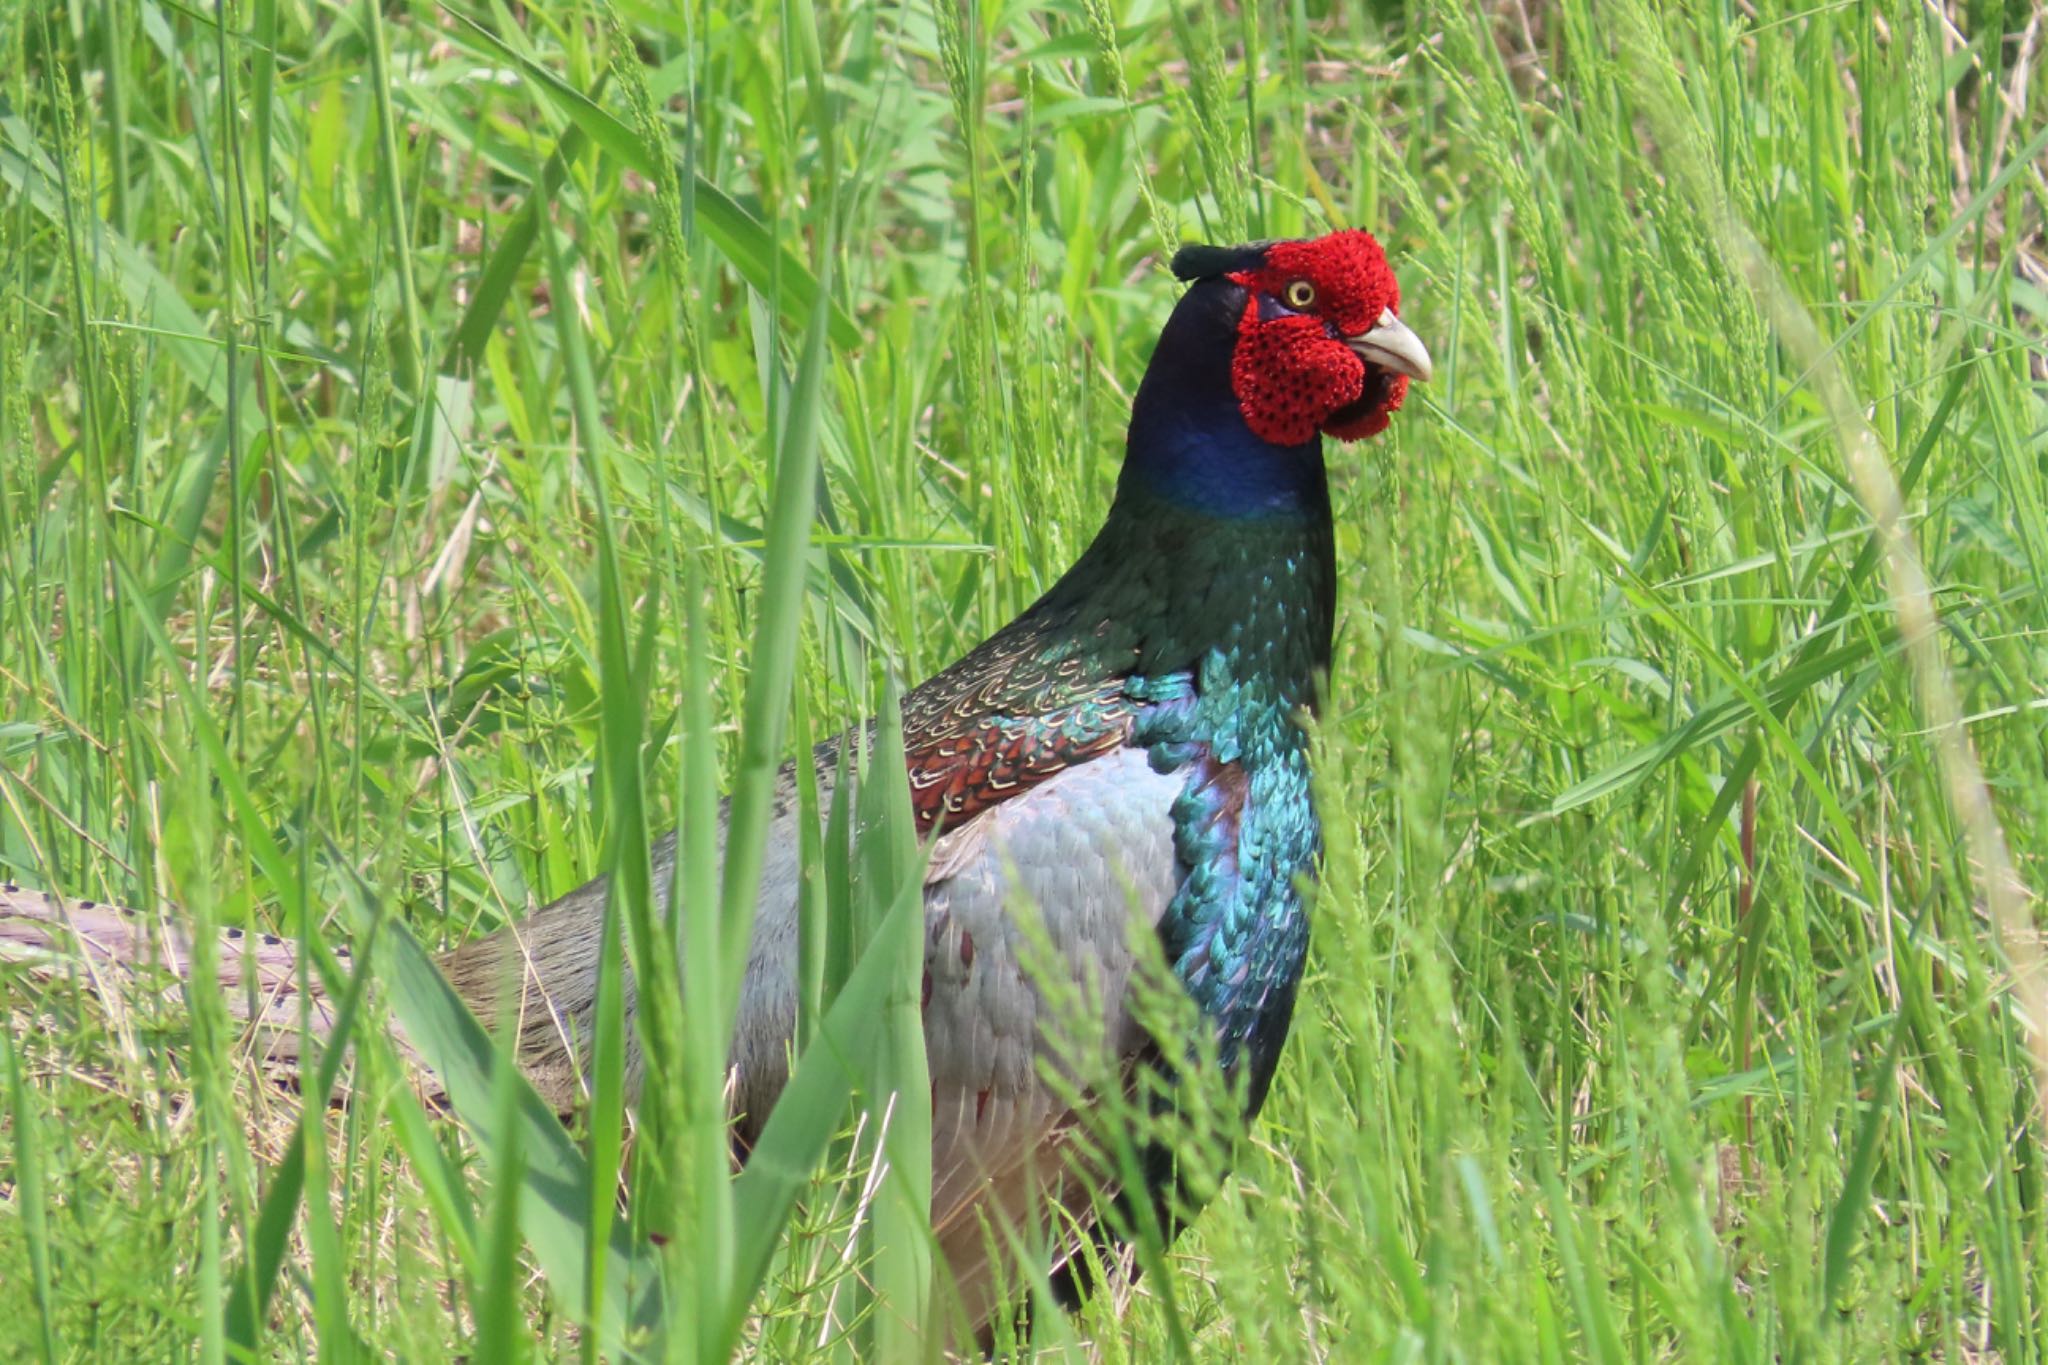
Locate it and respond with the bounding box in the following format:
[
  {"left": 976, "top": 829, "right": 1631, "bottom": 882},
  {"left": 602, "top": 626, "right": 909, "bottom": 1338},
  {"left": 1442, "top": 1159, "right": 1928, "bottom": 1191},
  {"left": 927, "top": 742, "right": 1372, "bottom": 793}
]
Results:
[
  {"left": 1229, "top": 305, "right": 1368, "bottom": 447},
  {"left": 1222, "top": 228, "right": 1414, "bottom": 446},
  {"left": 1325, "top": 370, "right": 1408, "bottom": 441}
]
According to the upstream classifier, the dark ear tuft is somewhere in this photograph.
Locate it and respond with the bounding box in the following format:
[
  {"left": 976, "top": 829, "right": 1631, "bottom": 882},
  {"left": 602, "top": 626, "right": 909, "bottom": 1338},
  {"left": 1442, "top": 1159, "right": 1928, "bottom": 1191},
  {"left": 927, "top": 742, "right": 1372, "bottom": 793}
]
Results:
[{"left": 1171, "top": 241, "right": 1275, "bottom": 282}]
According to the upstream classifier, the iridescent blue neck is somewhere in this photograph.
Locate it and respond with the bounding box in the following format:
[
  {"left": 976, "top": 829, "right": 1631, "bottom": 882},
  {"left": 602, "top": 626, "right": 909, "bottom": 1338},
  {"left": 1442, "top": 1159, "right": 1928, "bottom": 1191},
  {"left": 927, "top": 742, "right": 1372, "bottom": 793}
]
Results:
[{"left": 1115, "top": 277, "right": 1331, "bottom": 522}]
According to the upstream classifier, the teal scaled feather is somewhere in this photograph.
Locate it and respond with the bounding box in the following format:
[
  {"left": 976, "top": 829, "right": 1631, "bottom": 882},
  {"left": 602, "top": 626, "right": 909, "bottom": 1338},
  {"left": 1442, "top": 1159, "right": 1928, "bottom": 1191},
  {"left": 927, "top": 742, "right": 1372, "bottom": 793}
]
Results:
[{"left": 1122, "top": 501, "right": 1333, "bottom": 1091}]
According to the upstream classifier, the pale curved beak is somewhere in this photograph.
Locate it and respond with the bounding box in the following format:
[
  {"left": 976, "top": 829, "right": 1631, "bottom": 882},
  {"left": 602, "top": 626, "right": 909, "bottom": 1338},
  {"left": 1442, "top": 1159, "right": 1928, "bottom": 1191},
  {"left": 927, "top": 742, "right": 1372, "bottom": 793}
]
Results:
[{"left": 1348, "top": 307, "right": 1433, "bottom": 383}]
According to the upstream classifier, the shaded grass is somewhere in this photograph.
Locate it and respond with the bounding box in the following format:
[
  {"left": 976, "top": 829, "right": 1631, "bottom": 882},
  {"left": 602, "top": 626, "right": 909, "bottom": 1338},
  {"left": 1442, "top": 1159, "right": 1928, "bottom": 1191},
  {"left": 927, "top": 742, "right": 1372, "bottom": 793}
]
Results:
[{"left": 1, "top": 0, "right": 2045, "bottom": 1359}]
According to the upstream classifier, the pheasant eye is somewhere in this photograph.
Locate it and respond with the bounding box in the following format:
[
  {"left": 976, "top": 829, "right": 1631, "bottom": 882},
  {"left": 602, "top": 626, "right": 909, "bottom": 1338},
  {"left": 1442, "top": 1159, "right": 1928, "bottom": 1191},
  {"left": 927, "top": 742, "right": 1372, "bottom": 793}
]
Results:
[{"left": 1282, "top": 279, "right": 1317, "bottom": 310}]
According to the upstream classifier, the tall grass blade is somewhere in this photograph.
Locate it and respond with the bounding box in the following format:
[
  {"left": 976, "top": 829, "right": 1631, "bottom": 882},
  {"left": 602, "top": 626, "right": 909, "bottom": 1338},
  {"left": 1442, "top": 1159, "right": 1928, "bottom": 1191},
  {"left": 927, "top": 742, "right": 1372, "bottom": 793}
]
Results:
[
  {"left": 1, "top": 1026, "right": 59, "bottom": 1364},
  {"left": 721, "top": 877, "right": 928, "bottom": 1354},
  {"left": 221, "top": 915, "right": 382, "bottom": 1354},
  {"left": 370, "top": 908, "right": 657, "bottom": 1356},
  {"left": 851, "top": 687, "right": 932, "bottom": 1358}
]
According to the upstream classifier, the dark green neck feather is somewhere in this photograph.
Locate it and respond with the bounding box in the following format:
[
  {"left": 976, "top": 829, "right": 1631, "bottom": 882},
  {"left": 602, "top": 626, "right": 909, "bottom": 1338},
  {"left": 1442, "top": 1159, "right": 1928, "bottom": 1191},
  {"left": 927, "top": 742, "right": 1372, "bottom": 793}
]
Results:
[{"left": 1027, "top": 482, "right": 1336, "bottom": 712}]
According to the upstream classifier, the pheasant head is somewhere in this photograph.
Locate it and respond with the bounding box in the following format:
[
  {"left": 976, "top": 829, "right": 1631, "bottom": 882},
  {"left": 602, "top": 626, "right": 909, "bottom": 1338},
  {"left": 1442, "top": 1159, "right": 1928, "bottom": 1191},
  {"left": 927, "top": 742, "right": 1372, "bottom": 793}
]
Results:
[
  {"left": 1120, "top": 228, "right": 1429, "bottom": 517},
  {"left": 1174, "top": 228, "right": 1431, "bottom": 445}
]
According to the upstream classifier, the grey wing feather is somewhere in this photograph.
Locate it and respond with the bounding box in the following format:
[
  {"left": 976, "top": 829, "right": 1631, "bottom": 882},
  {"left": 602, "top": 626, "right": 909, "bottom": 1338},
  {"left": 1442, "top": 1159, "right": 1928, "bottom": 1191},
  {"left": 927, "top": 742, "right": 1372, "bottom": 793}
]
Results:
[{"left": 918, "top": 746, "right": 1186, "bottom": 1323}]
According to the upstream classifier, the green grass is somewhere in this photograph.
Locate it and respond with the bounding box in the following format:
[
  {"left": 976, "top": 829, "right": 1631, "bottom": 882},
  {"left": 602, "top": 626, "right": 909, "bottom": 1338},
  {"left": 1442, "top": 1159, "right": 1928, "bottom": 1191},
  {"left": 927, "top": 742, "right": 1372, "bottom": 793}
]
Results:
[{"left": 3, "top": 0, "right": 2046, "bottom": 1358}]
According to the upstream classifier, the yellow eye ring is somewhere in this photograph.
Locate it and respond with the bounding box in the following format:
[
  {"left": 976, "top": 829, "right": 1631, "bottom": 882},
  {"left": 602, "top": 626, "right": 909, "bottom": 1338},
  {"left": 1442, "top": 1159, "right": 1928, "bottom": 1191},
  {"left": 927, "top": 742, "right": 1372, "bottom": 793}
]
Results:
[{"left": 1282, "top": 279, "right": 1317, "bottom": 310}]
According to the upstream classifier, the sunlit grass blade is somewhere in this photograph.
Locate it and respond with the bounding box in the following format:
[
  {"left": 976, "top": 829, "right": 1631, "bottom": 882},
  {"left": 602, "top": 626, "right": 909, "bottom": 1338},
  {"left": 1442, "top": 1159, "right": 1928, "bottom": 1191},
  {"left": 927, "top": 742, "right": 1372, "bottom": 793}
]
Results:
[
  {"left": 1822, "top": 1008, "right": 1906, "bottom": 1312},
  {"left": 222, "top": 913, "right": 384, "bottom": 1355},
  {"left": 677, "top": 550, "right": 731, "bottom": 1362},
  {"left": 849, "top": 687, "right": 932, "bottom": 1357},
  {"left": 721, "top": 875, "right": 927, "bottom": 1353},
  {"left": 477, "top": 1035, "right": 531, "bottom": 1365},
  {"left": 537, "top": 154, "right": 640, "bottom": 1358},
  {"left": 696, "top": 195, "right": 850, "bottom": 1360},
  {"left": 713, "top": 235, "right": 835, "bottom": 1017},
  {"left": 453, "top": 125, "right": 590, "bottom": 372},
  {"left": 1, "top": 1026, "right": 59, "bottom": 1364},
  {"left": 367, "top": 904, "right": 657, "bottom": 1356}
]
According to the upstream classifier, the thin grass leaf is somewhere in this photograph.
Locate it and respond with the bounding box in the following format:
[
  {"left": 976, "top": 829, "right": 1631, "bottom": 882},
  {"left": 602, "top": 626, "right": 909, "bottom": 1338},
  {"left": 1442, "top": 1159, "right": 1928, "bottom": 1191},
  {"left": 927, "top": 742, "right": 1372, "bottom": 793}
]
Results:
[
  {"left": 720, "top": 875, "right": 928, "bottom": 1355},
  {"left": 537, "top": 168, "right": 639, "bottom": 1357},
  {"left": 222, "top": 914, "right": 384, "bottom": 1354},
  {"left": 1, "top": 1027, "right": 59, "bottom": 1364},
  {"left": 368, "top": 903, "right": 658, "bottom": 1358},
  {"left": 476, "top": 1038, "right": 530, "bottom": 1365},
  {"left": 1822, "top": 1013, "right": 1904, "bottom": 1311},
  {"left": 850, "top": 686, "right": 932, "bottom": 1357},
  {"left": 714, "top": 247, "right": 836, "bottom": 1025}
]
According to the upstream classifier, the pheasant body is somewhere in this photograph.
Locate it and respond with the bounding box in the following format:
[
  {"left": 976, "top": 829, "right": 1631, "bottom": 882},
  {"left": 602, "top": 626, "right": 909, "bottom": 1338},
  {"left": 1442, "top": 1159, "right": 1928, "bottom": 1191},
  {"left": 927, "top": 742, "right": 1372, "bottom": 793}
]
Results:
[{"left": 2, "top": 228, "right": 1429, "bottom": 1334}]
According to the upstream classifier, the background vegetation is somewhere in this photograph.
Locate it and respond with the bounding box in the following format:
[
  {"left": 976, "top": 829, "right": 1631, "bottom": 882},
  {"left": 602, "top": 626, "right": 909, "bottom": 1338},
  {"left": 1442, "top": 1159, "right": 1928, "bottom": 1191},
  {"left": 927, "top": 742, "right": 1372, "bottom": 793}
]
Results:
[{"left": 2, "top": 0, "right": 2046, "bottom": 1358}]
